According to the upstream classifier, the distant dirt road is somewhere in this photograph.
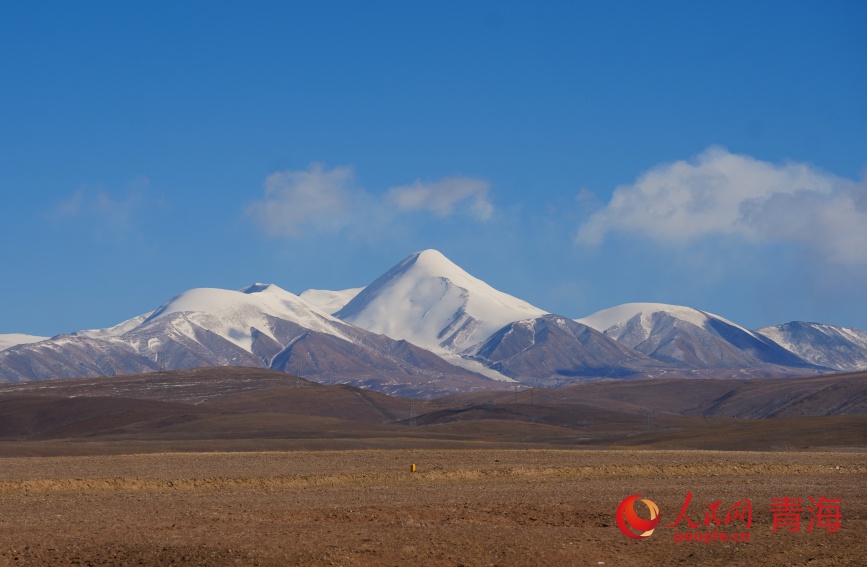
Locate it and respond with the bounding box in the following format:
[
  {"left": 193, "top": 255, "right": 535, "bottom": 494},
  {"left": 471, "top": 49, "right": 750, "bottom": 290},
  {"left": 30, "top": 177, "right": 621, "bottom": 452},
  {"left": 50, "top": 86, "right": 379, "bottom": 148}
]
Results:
[{"left": 0, "top": 450, "right": 864, "bottom": 566}]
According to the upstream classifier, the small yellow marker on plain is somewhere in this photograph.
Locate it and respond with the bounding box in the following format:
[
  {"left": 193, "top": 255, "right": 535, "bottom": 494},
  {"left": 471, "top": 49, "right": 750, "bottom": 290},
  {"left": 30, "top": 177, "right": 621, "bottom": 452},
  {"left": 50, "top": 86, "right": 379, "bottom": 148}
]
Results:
[{"left": 410, "top": 464, "right": 417, "bottom": 472}]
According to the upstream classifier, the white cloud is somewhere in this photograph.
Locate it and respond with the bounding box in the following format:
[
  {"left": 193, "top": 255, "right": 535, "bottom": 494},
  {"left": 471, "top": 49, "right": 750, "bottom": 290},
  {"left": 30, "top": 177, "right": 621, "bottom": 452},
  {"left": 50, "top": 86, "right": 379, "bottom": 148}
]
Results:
[
  {"left": 246, "top": 163, "right": 358, "bottom": 237},
  {"left": 739, "top": 182, "right": 867, "bottom": 265},
  {"left": 387, "top": 176, "right": 493, "bottom": 220},
  {"left": 55, "top": 190, "right": 85, "bottom": 217},
  {"left": 248, "top": 166, "right": 495, "bottom": 238},
  {"left": 50, "top": 177, "right": 159, "bottom": 235},
  {"left": 576, "top": 146, "right": 867, "bottom": 266}
]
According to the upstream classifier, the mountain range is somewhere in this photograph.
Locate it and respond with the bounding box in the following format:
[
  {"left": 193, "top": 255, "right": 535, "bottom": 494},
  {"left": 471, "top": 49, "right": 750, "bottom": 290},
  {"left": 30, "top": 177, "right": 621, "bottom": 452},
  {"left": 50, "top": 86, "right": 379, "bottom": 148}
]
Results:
[{"left": 2, "top": 249, "right": 866, "bottom": 395}]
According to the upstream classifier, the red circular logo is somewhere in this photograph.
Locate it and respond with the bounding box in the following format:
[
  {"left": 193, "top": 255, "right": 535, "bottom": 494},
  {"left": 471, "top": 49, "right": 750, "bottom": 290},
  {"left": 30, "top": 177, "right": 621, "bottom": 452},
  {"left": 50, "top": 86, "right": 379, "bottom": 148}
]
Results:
[{"left": 616, "top": 494, "right": 660, "bottom": 539}]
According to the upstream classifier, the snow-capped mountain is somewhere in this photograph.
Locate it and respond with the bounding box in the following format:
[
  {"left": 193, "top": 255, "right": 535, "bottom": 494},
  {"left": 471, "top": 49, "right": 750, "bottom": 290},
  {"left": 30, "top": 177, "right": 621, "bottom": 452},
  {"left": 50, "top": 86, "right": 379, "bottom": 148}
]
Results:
[
  {"left": 468, "top": 315, "right": 667, "bottom": 384},
  {"left": 3, "top": 250, "right": 863, "bottom": 396},
  {"left": 0, "top": 336, "right": 161, "bottom": 380},
  {"left": 756, "top": 322, "right": 867, "bottom": 372},
  {"left": 0, "top": 334, "right": 48, "bottom": 351},
  {"left": 142, "top": 283, "right": 356, "bottom": 352},
  {"left": 300, "top": 287, "right": 364, "bottom": 315},
  {"left": 72, "top": 313, "right": 153, "bottom": 340},
  {"left": 335, "top": 249, "right": 546, "bottom": 354},
  {"left": 0, "top": 283, "right": 493, "bottom": 396},
  {"left": 578, "top": 303, "right": 819, "bottom": 370}
]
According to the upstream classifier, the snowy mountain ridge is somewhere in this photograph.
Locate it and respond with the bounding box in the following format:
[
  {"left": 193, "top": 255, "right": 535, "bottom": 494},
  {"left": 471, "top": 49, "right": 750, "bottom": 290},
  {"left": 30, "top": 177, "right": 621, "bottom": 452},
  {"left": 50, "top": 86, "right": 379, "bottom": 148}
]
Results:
[
  {"left": 579, "top": 302, "right": 759, "bottom": 340},
  {"left": 300, "top": 287, "right": 364, "bottom": 315},
  {"left": 142, "top": 284, "right": 352, "bottom": 353},
  {"left": 756, "top": 322, "right": 867, "bottom": 372},
  {"left": 577, "top": 302, "right": 819, "bottom": 370},
  {"left": 1, "top": 249, "right": 865, "bottom": 395},
  {"left": 0, "top": 274, "right": 497, "bottom": 395}
]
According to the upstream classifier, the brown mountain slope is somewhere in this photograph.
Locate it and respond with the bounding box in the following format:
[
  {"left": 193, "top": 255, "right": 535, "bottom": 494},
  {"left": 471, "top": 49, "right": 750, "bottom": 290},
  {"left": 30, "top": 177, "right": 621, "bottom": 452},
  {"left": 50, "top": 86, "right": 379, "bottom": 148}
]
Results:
[
  {"left": 0, "top": 367, "right": 864, "bottom": 454},
  {"left": 439, "top": 370, "right": 867, "bottom": 418}
]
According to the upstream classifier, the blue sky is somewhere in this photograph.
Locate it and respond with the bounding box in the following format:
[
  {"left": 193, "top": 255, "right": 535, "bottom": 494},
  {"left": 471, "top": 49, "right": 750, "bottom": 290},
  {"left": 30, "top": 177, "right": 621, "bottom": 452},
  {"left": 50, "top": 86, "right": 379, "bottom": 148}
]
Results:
[{"left": 2, "top": 1, "right": 866, "bottom": 336}]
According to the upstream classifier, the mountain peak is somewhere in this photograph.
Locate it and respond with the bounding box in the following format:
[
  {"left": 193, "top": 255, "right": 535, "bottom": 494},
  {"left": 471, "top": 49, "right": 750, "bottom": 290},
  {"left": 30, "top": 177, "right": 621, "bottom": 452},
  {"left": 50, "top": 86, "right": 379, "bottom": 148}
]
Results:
[
  {"left": 240, "top": 283, "right": 284, "bottom": 295},
  {"left": 390, "top": 249, "right": 499, "bottom": 295},
  {"left": 335, "top": 249, "right": 546, "bottom": 353},
  {"left": 579, "top": 302, "right": 750, "bottom": 335},
  {"left": 412, "top": 248, "right": 452, "bottom": 266},
  {"left": 756, "top": 321, "right": 867, "bottom": 371},
  {"left": 142, "top": 284, "right": 344, "bottom": 354},
  {"left": 578, "top": 302, "right": 814, "bottom": 370},
  {"left": 400, "top": 249, "right": 469, "bottom": 278}
]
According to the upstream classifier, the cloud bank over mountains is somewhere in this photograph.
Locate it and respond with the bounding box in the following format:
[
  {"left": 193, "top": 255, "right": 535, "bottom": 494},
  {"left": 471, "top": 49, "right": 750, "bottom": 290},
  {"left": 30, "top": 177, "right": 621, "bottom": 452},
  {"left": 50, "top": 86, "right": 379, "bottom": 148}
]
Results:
[
  {"left": 576, "top": 147, "right": 867, "bottom": 267},
  {"left": 244, "top": 149, "right": 866, "bottom": 271},
  {"left": 36, "top": 147, "right": 866, "bottom": 336},
  {"left": 387, "top": 176, "right": 493, "bottom": 220},
  {"left": 246, "top": 163, "right": 493, "bottom": 238}
]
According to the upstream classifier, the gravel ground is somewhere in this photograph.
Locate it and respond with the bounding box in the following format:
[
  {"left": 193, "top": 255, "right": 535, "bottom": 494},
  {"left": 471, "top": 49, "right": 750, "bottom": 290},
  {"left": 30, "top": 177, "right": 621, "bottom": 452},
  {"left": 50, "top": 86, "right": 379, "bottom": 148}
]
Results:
[{"left": 0, "top": 449, "right": 864, "bottom": 566}]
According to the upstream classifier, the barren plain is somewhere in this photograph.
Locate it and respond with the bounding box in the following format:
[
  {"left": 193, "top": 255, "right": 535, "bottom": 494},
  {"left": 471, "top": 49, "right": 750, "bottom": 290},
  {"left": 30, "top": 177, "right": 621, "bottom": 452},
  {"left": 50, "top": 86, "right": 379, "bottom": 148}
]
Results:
[
  {"left": 0, "top": 368, "right": 865, "bottom": 565},
  {"left": 0, "top": 450, "right": 864, "bottom": 566}
]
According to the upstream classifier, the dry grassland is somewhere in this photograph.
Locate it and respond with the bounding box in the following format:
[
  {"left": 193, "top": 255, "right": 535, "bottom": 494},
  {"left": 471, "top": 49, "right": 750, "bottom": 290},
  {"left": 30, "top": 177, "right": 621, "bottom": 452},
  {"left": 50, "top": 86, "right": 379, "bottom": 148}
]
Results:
[{"left": 0, "top": 449, "right": 864, "bottom": 566}]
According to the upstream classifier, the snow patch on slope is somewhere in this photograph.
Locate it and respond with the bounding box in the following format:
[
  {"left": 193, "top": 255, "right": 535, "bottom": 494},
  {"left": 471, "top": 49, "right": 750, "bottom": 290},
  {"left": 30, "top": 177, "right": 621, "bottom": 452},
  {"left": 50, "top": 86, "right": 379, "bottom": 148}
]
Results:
[
  {"left": 300, "top": 287, "right": 364, "bottom": 315},
  {"left": 74, "top": 312, "right": 154, "bottom": 339},
  {"left": 436, "top": 351, "right": 517, "bottom": 382},
  {"left": 0, "top": 334, "right": 48, "bottom": 351}
]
